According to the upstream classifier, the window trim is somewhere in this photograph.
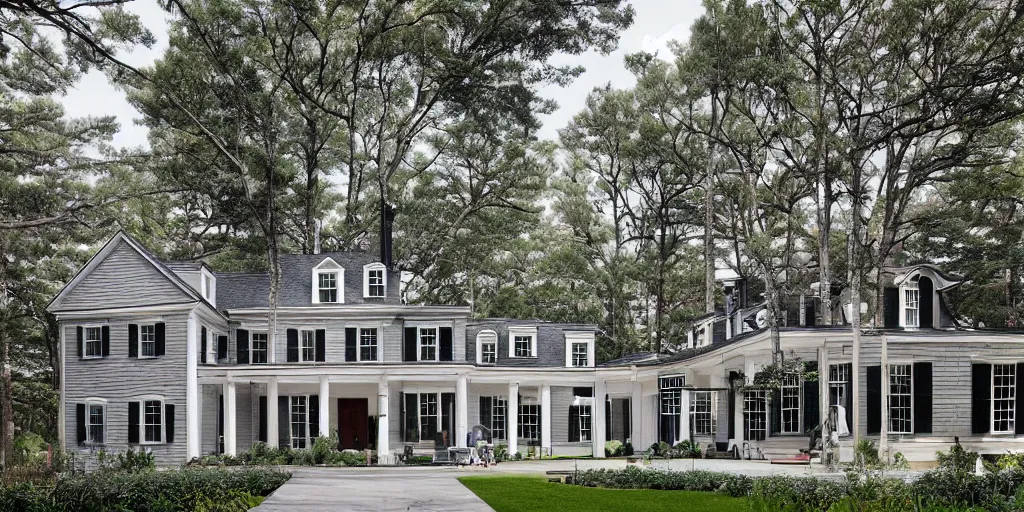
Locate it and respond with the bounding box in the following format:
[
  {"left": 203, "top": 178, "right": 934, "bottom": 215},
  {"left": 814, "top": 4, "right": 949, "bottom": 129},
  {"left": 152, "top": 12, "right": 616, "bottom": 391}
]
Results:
[
  {"left": 780, "top": 374, "right": 802, "bottom": 435},
  {"left": 299, "top": 329, "right": 317, "bottom": 363},
  {"left": 83, "top": 398, "right": 107, "bottom": 446},
  {"left": 82, "top": 324, "right": 104, "bottom": 359},
  {"left": 508, "top": 326, "right": 538, "bottom": 358},
  {"left": 888, "top": 363, "right": 914, "bottom": 435},
  {"left": 992, "top": 363, "right": 1016, "bottom": 435},
  {"left": 418, "top": 326, "right": 439, "bottom": 362},
  {"left": 565, "top": 332, "right": 595, "bottom": 368},
  {"left": 363, "top": 263, "right": 387, "bottom": 299},
  {"left": 138, "top": 323, "right": 158, "bottom": 359},
  {"left": 136, "top": 395, "right": 166, "bottom": 445},
  {"left": 358, "top": 327, "right": 379, "bottom": 362},
  {"left": 311, "top": 257, "right": 345, "bottom": 304},
  {"left": 519, "top": 403, "right": 541, "bottom": 441},
  {"left": 289, "top": 395, "right": 312, "bottom": 449},
  {"left": 903, "top": 281, "right": 920, "bottom": 328},
  {"left": 476, "top": 330, "right": 498, "bottom": 365},
  {"left": 481, "top": 395, "right": 507, "bottom": 440},
  {"left": 250, "top": 330, "right": 269, "bottom": 364},
  {"left": 690, "top": 391, "right": 715, "bottom": 437}
]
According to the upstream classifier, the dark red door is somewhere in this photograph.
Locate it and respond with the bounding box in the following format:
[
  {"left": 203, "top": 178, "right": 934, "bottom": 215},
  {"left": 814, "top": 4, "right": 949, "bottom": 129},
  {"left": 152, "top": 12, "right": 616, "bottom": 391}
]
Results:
[{"left": 337, "top": 398, "right": 369, "bottom": 450}]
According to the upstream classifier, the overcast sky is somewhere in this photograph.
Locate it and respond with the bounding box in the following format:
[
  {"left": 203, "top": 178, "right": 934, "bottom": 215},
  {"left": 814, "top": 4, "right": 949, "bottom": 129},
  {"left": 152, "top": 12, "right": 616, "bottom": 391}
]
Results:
[{"left": 61, "top": 1, "right": 706, "bottom": 149}]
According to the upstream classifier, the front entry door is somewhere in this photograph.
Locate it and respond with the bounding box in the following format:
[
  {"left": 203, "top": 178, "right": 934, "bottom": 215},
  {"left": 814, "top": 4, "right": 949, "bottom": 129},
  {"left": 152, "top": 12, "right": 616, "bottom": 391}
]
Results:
[{"left": 338, "top": 398, "right": 369, "bottom": 450}]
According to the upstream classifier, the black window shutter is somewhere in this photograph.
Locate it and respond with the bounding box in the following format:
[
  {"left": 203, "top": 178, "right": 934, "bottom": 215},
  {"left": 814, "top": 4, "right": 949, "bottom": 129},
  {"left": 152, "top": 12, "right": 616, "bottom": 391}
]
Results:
[
  {"left": 441, "top": 393, "right": 455, "bottom": 446},
  {"left": 770, "top": 389, "right": 782, "bottom": 435},
  {"left": 278, "top": 396, "right": 290, "bottom": 448},
  {"left": 913, "top": 362, "right": 933, "bottom": 434},
  {"left": 217, "top": 335, "right": 228, "bottom": 360},
  {"left": 972, "top": 363, "right": 992, "bottom": 434},
  {"left": 569, "top": 406, "right": 580, "bottom": 442},
  {"left": 480, "top": 397, "right": 491, "bottom": 433},
  {"left": 286, "top": 329, "right": 299, "bottom": 362},
  {"left": 866, "top": 365, "right": 881, "bottom": 435},
  {"left": 201, "top": 335, "right": 207, "bottom": 364},
  {"left": 439, "top": 327, "right": 453, "bottom": 361},
  {"left": 404, "top": 393, "right": 419, "bottom": 442},
  {"left": 345, "top": 328, "right": 357, "bottom": 362},
  {"left": 200, "top": 327, "right": 207, "bottom": 359},
  {"left": 403, "top": 327, "right": 418, "bottom": 362},
  {"left": 843, "top": 364, "right": 854, "bottom": 429},
  {"left": 128, "top": 324, "right": 139, "bottom": 358},
  {"left": 315, "top": 329, "right": 327, "bottom": 362},
  {"left": 400, "top": 392, "right": 407, "bottom": 442},
  {"left": 803, "top": 362, "right": 819, "bottom": 431},
  {"left": 1017, "top": 363, "right": 1024, "bottom": 435},
  {"left": 128, "top": 401, "right": 140, "bottom": 444},
  {"left": 76, "top": 404, "right": 86, "bottom": 444},
  {"left": 259, "top": 396, "right": 268, "bottom": 443},
  {"left": 237, "top": 329, "right": 250, "bottom": 364},
  {"left": 309, "top": 395, "right": 320, "bottom": 439},
  {"left": 165, "top": 404, "right": 175, "bottom": 443},
  {"left": 76, "top": 326, "right": 83, "bottom": 358},
  {"left": 101, "top": 326, "right": 110, "bottom": 357},
  {"left": 154, "top": 323, "right": 165, "bottom": 357}
]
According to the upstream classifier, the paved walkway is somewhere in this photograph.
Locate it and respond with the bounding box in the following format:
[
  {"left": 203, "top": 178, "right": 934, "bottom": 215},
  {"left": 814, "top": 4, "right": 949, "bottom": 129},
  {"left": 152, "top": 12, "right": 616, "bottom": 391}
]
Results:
[{"left": 254, "top": 458, "right": 849, "bottom": 511}]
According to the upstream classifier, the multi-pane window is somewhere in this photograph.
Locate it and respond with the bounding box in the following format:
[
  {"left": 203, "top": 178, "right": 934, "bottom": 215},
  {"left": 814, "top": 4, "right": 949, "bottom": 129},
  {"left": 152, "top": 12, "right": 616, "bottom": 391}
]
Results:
[
  {"left": 691, "top": 391, "right": 714, "bottom": 436},
  {"left": 420, "top": 393, "right": 439, "bottom": 441},
  {"left": 419, "top": 328, "right": 438, "bottom": 361},
  {"left": 251, "top": 332, "right": 268, "bottom": 364},
  {"left": 144, "top": 400, "right": 162, "bottom": 443},
  {"left": 571, "top": 342, "right": 589, "bottom": 367},
  {"left": 889, "top": 364, "right": 913, "bottom": 434},
  {"left": 87, "top": 403, "right": 105, "bottom": 444},
  {"left": 140, "top": 325, "right": 156, "bottom": 357},
  {"left": 659, "top": 376, "right": 683, "bottom": 444},
  {"left": 519, "top": 404, "right": 540, "bottom": 440},
  {"left": 300, "top": 330, "right": 315, "bottom": 362},
  {"left": 291, "top": 396, "right": 307, "bottom": 448},
  {"left": 744, "top": 390, "right": 768, "bottom": 441},
  {"left": 84, "top": 327, "right": 102, "bottom": 357},
  {"left": 993, "top": 364, "right": 1016, "bottom": 434},
  {"left": 481, "top": 341, "right": 497, "bottom": 364},
  {"left": 514, "top": 336, "right": 532, "bottom": 357},
  {"left": 360, "top": 328, "right": 378, "bottom": 361},
  {"left": 781, "top": 374, "right": 801, "bottom": 434},
  {"left": 905, "top": 288, "right": 920, "bottom": 327},
  {"left": 481, "top": 396, "right": 507, "bottom": 440},
  {"left": 829, "top": 364, "right": 850, "bottom": 408},
  {"left": 571, "top": 405, "right": 592, "bottom": 442},
  {"left": 366, "top": 269, "right": 385, "bottom": 298},
  {"left": 318, "top": 272, "right": 338, "bottom": 303}
]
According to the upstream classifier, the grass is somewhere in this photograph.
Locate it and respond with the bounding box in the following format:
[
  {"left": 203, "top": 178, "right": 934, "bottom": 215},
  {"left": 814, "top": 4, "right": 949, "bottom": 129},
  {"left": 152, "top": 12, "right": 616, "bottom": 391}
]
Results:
[{"left": 458, "top": 475, "right": 748, "bottom": 512}]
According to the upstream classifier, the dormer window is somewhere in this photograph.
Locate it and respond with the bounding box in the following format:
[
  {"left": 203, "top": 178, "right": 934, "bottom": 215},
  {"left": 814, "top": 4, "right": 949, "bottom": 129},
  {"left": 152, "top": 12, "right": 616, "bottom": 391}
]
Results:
[
  {"left": 311, "top": 257, "right": 344, "bottom": 304},
  {"left": 363, "top": 263, "right": 386, "bottom": 299},
  {"left": 508, "top": 326, "right": 537, "bottom": 358}
]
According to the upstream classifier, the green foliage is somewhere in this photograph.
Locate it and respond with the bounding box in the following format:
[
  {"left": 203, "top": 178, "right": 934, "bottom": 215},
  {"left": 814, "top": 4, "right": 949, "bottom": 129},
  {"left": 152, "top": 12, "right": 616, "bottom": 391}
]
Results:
[
  {"left": 573, "top": 466, "right": 753, "bottom": 498},
  {"left": 495, "top": 444, "right": 509, "bottom": 461},
  {"left": 605, "top": 440, "right": 624, "bottom": 457},
  {"left": 622, "top": 442, "right": 634, "bottom": 457},
  {"left": 854, "top": 439, "right": 882, "bottom": 470},
  {"left": 113, "top": 447, "right": 156, "bottom": 473},
  {"left": 192, "top": 440, "right": 366, "bottom": 467},
  {"left": 994, "top": 452, "right": 1024, "bottom": 472},
  {"left": 672, "top": 440, "right": 702, "bottom": 459},
  {"left": 937, "top": 444, "right": 979, "bottom": 475},
  {"left": 11, "top": 434, "right": 46, "bottom": 465}
]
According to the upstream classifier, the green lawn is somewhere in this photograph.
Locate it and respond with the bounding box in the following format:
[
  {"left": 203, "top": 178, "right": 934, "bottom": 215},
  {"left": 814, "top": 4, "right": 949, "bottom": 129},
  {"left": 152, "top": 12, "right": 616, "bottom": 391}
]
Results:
[{"left": 458, "top": 475, "right": 748, "bottom": 512}]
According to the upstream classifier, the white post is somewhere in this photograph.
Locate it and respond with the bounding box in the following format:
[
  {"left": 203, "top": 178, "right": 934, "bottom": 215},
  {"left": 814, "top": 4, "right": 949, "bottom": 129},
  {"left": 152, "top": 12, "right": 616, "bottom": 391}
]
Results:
[
  {"left": 224, "top": 381, "right": 237, "bottom": 456},
  {"left": 58, "top": 326, "right": 66, "bottom": 450},
  {"left": 733, "top": 389, "right": 745, "bottom": 457},
  {"left": 880, "top": 333, "right": 889, "bottom": 459},
  {"left": 508, "top": 382, "right": 519, "bottom": 457},
  {"left": 725, "top": 315, "right": 733, "bottom": 340},
  {"left": 456, "top": 376, "right": 468, "bottom": 448},
  {"left": 799, "top": 295, "right": 806, "bottom": 326},
  {"left": 267, "top": 377, "right": 279, "bottom": 448},
  {"left": 631, "top": 377, "right": 643, "bottom": 447},
  {"left": 319, "top": 376, "right": 330, "bottom": 438},
  {"left": 186, "top": 313, "right": 199, "bottom": 460},
  {"left": 593, "top": 379, "right": 606, "bottom": 458},
  {"left": 679, "top": 389, "right": 692, "bottom": 444},
  {"left": 540, "top": 384, "right": 551, "bottom": 457},
  {"left": 378, "top": 379, "right": 390, "bottom": 461},
  {"left": 820, "top": 346, "right": 830, "bottom": 465}
]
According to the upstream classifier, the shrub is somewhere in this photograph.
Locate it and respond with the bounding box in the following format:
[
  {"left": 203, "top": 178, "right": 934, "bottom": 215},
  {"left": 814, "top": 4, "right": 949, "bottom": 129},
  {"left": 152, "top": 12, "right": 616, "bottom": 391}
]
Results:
[
  {"left": 494, "top": 444, "right": 508, "bottom": 461},
  {"left": 0, "top": 482, "right": 54, "bottom": 512},
  {"left": 310, "top": 435, "right": 338, "bottom": 465},
  {"left": 605, "top": 440, "right": 623, "bottom": 457},
  {"left": 623, "top": 442, "right": 634, "bottom": 457},
  {"left": 936, "top": 442, "right": 978, "bottom": 474},
  {"left": 672, "top": 440, "right": 702, "bottom": 459},
  {"left": 854, "top": 438, "right": 882, "bottom": 469},
  {"left": 12, "top": 433, "right": 47, "bottom": 466},
  {"left": 114, "top": 447, "right": 155, "bottom": 473},
  {"left": 573, "top": 466, "right": 753, "bottom": 498}
]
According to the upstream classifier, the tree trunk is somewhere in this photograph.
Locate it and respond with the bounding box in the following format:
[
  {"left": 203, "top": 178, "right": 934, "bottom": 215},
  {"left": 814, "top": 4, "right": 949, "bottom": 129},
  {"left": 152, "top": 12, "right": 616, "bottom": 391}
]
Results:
[
  {"left": 814, "top": 69, "right": 832, "bottom": 326},
  {"left": 704, "top": 91, "right": 718, "bottom": 314},
  {"left": 1, "top": 317, "right": 12, "bottom": 468},
  {"left": 849, "top": 159, "right": 865, "bottom": 444}
]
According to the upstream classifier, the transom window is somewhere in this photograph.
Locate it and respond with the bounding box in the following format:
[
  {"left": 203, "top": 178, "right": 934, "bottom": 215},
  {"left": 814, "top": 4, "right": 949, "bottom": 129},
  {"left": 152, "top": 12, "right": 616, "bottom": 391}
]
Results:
[
  {"left": 519, "top": 404, "right": 540, "bottom": 440},
  {"left": 744, "top": 390, "right": 767, "bottom": 441},
  {"left": 993, "top": 364, "right": 1016, "bottom": 434},
  {"left": 140, "top": 325, "right": 156, "bottom": 357},
  {"left": 360, "top": 328, "right": 378, "bottom": 361},
  {"left": 291, "top": 396, "right": 308, "bottom": 449},
  {"left": 691, "top": 391, "right": 714, "bottom": 436},
  {"left": 84, "top": 327, "right": 102, "bottom": 358},
  {"left": 514, "top": 336, "right": 532, "bottom": 357},
  {"left": 144, "top": 400, "right": 163, "bottom": 443},
  {"left": 366, "top": 268, "right": 385, "bottom": 298},
  {"left": 889, "top": 364, "right": 913, "bottom": 434},
  {"left": 318, "top": 272, "right": 338, "bottom": 303},
  {"left": 781, "top": 374, "right": 801, "bottom": 434},
  {"left": 571, "top": 342, "right": 588, "bottom": 367},
  {"left": 419, "top": 328, "right": 438, "bottom": 361},
  {"left": 300, "top": 330, "right": 316, "bottom": 362},
  {"left": 905, "top": 288, "right": 920, "bottom": 327},
  {"left": 87, "top": 403, "right": 105, "bottom": 445},
  {"left": 251, "top": 332, "right": 268, "bottom": 364}
]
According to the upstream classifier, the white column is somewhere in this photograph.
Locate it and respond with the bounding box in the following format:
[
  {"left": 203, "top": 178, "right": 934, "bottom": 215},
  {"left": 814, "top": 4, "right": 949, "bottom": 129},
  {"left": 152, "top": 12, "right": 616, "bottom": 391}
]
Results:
[
  {"left": 733, "top": 389, "right": 745, "bottom": 456},
  {"left": 224, "top": 381, "right": 237, "bottom": 456},
  {"left": 186, "top": 313, "right": 199, "bottom": 460},
  {"left": 267, "top": 377, "right": 279, "bottom": 448},
  {"left": 679, "top": 389, "right": 691, "bottom": 444},
  {"left": 880, "top": 333, "right": 889, "bottom": 457},
  {"left": 319, "top": 376, "right": 330, "bottom": 437},
  {"left": 377, "top": 380, "right": 390, "bottom": 460},
  {"left": 58, "top": 326, "right": 66, "bottom": 450},
  {"left": 593, "top": 379, "right": 606, "bottom": 458},
  {"left": 819, "top": 346, "right": 830, "bottom": 465},
  {"left": 507, "top": 382, "right": 519, "bottom": 457},
  {"left": 456, "top": 376, "right": 469, "bottom": 448},
  {"left": 630, "top": 378, "right": 643, "bottom": 447},
  {"left": 540, "top": 384, "right": 551, "bottom": 457}
]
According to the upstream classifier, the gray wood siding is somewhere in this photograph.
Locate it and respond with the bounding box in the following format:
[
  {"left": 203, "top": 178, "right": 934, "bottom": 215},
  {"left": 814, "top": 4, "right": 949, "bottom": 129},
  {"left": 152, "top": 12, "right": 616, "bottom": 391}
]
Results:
[
  {"left": 63, "top": 313, "right": 188, "bottom": 465},
  {"left": 550, "top": 386, "right": 572, "bottom": 444},
  {"left": 57, "top": 241, "right": 193, "bottom": 312},
  {"left": 201, "top": 384, "right": 219, "bottom": 455}
]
